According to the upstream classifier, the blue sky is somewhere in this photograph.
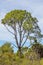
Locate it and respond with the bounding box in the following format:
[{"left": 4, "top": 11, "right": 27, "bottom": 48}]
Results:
[{"left": 0, "top": 0, "right": 43, "bottom": 45}]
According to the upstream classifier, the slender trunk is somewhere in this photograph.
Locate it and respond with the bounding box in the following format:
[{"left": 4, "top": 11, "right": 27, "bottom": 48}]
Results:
[{"left": 18, "top": 46, "right": 23, "bottom": 58}]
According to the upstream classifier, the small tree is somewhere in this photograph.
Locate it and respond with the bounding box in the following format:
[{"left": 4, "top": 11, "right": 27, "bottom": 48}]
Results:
[
  {"left": 0, "top": 42, "right": 16, "bottom": 65},
  {"left": 2, "top": 10, "right": 42, "bottom": 57},
  {"left": 32, "top": 43, "right": 43, "bottom": 58}
]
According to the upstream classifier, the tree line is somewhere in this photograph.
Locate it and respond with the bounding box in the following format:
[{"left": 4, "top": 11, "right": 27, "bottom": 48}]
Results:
[{"left": 0, "top": 42, "right": 43, "bottom": 65}]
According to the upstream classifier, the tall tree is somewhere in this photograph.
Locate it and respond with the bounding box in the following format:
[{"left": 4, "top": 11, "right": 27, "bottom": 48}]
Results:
[{"left": 2, "top": 10, "right": 42, "bottom": 56}]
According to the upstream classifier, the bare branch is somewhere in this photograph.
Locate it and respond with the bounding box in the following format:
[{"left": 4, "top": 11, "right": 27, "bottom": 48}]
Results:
[
  {"left": 14, "top": 24, "right": 19, "bottom": 47},
  {"left": 22, "top": 31, "right": 26, "bottom": 41},
  {"left": 4, "top": 24, "right": 19, "bottom": 47},
  {"left": 22, "top": 33, "right": 29, "bottom": 47},
  {"left": 16, "top": 22, "right": 22, "bottom": 47},
  {"left": 11, "top": 43, "right": 18, "bottom": 48},
  {"left": 4, "top": 25, "right": 15, "bottom": 35},
  {"left": 22, "top": 37, "right": 28, "bottom": 47}
]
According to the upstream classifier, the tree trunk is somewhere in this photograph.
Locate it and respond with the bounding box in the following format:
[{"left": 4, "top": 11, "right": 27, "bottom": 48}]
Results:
[{"left": 18, "top": 46, "right": 23, "bottom": 58}]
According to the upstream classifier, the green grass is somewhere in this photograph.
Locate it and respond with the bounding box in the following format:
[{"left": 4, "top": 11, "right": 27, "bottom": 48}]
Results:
[{"left": 40, "top": 58, "right": 43, "bottom": 65}]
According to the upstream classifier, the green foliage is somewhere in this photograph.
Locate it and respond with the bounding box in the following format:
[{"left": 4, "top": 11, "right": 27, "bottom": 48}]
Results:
[
  {"left": 2, "top": 10, "right": 39, "bottom": 32},
  {"left": 0, "top": 42, "right": 14, "bottom": 53},
  {"left": 0, "top": 42, "right": 43, "bottom": 65},
  {"left": 0, "top": 42, "right": 16, "bottom": 65},
  {"left": 32, "top": 43, "right": 43, "bottom": 58},
  {"left": 2, "top": 10, "right": 28, "bottom": 24}
]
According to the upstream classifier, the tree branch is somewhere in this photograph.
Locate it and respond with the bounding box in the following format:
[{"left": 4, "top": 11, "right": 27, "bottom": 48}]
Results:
[
  {"left": 14, "top": 24, "right": 19, "bottom": 47},
  {"left": 11, "top": 43, "right": 18, "bottom": 48},
  {"left": 22, "top": 33, "right": 29, "bottom": 47},
  {"left": 19, "top": 22, "right": 22, "bottom": 47},
  {"left": 4, "top": 25, "right": 15, "bottom": 35},
  {"left": 22, "top": 31, "right": 26, "bottom": 41},
  {"left": 4, "top": 24, "right": 19, "bottom": 47}
]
